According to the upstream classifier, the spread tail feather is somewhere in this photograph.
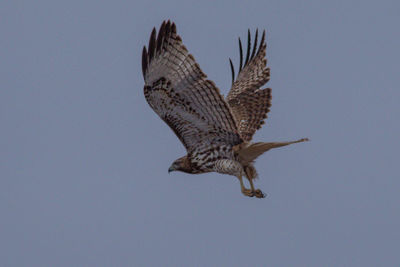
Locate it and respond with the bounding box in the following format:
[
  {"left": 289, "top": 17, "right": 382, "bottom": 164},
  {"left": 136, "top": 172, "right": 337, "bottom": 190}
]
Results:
[{"left": 238, "top": 138, "right": 309, "bottom": 166}]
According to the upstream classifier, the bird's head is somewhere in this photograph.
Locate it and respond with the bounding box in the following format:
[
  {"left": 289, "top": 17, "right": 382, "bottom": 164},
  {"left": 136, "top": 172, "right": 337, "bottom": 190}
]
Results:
[{"left": 168, "top": 156, "right": 192, "bottom": 174}]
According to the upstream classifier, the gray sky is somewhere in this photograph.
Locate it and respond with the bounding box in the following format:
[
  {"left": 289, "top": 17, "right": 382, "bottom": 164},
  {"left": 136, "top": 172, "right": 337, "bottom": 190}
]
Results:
[{"left": 1, "top": 0, "right": 399, "bottom": 266}]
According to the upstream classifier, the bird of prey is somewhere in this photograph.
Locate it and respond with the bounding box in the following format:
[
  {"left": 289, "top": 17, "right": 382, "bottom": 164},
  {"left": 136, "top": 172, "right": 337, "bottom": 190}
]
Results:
[{"left": 142, "top": 20, "right": 308, "bottom": 198}]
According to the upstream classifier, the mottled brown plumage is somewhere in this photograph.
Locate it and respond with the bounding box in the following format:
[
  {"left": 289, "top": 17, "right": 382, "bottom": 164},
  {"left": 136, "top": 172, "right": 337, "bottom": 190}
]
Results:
[
  {"left": 227, "top": 29, "right": 272, "bottom": 142},
  {"left": 142, "top": 20, "right": 308, "bottom": 198}
]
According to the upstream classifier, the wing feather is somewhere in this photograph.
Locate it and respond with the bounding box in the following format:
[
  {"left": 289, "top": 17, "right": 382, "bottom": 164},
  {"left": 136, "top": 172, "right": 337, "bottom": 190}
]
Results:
[
  {"left": 142, "top": 21, "right": 242, "bottom": 151},
  {"left": 227, "top": 29, "right": 271, "bottom": 141}
]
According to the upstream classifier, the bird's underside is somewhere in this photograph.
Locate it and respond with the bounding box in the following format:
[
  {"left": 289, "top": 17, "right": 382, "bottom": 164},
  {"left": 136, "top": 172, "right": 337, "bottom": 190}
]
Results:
[{"left": 142, "top": 20, "right": 308, "bottom": 198}]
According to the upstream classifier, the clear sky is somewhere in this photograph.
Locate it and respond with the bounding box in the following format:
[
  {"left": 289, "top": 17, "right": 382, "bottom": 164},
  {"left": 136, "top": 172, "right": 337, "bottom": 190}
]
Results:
[{"left": 1, "top": 0, "right": 399, "bottom": 266}]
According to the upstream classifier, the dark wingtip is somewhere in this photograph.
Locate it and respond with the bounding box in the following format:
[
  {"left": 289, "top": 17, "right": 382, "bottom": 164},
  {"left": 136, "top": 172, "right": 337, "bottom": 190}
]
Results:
[
  {"left": 250, "top": 29, "right": 258, "bottom": 60},
  {"left": 229, "top": 58, "right": 235, "bottom": 84},
  {"left": 148, "top": 27, "right": 157, "bottom": 64},
  {"left": 143, "top": 20, "right": 177, "bottom": 79},
  {"left": 257, "top": 29, "right": 266, "bottom": 54},
  {"left": 238, "top": 37, "right": 243, "bottom": 72},
  {"left": 234, "top": 29, "right": 262, "bottom": 78},
  {"left": 164, "top": 20, "right": 172, "bottom": 42},
  {"left": 171, "top": 22, "right": 177, "bottom": 33},
  {"left": 244, "top": 29, "right": 251, "bottom": 66},
  {"left": 156, "top": 21, "right": 166, "bottom": 53},
  {"left": 142, "top": 46, "right": 148, "bottom": 79}
]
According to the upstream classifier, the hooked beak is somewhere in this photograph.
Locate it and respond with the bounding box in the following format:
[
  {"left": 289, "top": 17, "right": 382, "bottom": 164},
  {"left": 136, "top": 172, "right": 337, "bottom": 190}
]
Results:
[{"left": 168, "top": 166, "right": 174, "bottom": 173}]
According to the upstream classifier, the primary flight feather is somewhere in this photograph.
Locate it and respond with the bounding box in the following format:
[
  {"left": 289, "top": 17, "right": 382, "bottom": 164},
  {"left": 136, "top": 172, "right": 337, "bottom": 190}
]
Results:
[{"left": 142, "top": 20, "right": 308, "bottom": 198}]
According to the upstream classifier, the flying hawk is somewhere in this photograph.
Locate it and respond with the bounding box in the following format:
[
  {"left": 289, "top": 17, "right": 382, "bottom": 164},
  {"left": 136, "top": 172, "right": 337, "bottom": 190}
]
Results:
[{"left": 142, "top": 20, "right": 308, "bottom": 198}]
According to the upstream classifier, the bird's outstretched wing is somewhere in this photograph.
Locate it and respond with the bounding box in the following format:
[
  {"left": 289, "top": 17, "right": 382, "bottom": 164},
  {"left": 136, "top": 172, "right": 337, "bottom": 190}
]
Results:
[
  {"left": 227, "top": 30, "right": 272, "bottom": 142},
  {"left": 142, "top": 21, "right": 242, "bottom": 151}
]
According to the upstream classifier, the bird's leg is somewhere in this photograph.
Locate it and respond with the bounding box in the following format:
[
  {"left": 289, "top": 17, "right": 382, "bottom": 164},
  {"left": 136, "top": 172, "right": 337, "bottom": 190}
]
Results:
[
  {"left": 248, "top": 178, "right": 266, "bottom": 198},
  {"left": 237, "top": 175, "right": 254, "bottom": 197},
  {"left": 213, "top": 159, "right": 255, "bottom": 198},
  {"left": 263, "top": 138, "right": 309, "bottom": 150}
]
